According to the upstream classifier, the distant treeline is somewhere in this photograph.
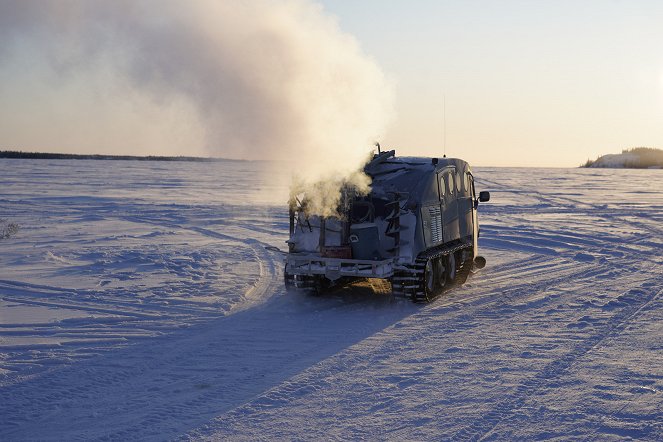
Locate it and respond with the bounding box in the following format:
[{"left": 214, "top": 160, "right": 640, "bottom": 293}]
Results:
[
  {"left": 583, "top": 147, "right": 663, "bottom": 169},
  {"left": 0, "top": 150, "right": 243, "bottom": 162}
]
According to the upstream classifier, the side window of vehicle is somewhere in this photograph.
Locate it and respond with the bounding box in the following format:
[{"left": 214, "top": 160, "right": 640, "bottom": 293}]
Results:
[
  {"left": 465, "top": 172, "right": 471, "bottom": 195},
  {"left": 439, "top": 174, "right": 446, "bottom": 198},
  {"left": 456, "top": 171, "right": 462, "bottom": 193},
  {"left": 447, "top": 172, "right": 455, "bottom": 196}
]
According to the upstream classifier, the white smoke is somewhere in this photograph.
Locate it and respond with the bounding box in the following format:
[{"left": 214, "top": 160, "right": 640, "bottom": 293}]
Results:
[
  {"left": 0, "top": 0, "right": 394, "bottom": 210},
  {"left": 289, "top": 163, "right": 373, "bottom": 219}
]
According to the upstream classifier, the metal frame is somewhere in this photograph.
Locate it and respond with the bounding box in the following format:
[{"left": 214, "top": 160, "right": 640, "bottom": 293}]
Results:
[{"left": 285, "top": 254, "right": 395, "bottom": 280}]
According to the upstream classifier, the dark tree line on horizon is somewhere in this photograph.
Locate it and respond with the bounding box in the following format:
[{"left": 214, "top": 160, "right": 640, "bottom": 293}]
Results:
[{"left": 0, "top": 150, "right": 243, "bottom": 162}]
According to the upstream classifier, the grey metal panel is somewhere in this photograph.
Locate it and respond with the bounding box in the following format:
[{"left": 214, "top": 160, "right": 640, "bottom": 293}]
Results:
[
  {"left": 429, "top": 206, "right": 442, "bottom": 244},
  {"left": 363, "top": 155, "right": 471, "bottom": 259},
  {"left": 349, "top": 223, "right": 381, "bottom": 260}
]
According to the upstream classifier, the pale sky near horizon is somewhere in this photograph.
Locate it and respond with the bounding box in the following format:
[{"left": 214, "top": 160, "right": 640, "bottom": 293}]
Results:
[
  {"left": 320, "top": 0, "right": 663, "bottom": 166},
  {"left": 1, "top": 0, "right": 662, "bottom": 167}
]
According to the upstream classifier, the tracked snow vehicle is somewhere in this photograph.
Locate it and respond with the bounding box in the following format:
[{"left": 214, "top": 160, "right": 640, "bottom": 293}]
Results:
[{"left": 284, "top": 149, "right": 490, "bottom": 302}]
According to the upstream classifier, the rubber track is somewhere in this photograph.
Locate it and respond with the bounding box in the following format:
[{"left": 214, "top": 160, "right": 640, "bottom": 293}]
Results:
[{"left": 392, "top": 243, "right": 474, "bottom": 302}]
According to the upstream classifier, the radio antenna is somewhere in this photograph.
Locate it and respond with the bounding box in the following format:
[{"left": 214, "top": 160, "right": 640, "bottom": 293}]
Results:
[{"left": 443, "top": 94, "right": 447, "bottom": 158}]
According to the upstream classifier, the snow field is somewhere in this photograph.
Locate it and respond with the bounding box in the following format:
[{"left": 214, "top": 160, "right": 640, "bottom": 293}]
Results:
[{"left": 0, "top": 160, "right": 661, "bottom": 440}]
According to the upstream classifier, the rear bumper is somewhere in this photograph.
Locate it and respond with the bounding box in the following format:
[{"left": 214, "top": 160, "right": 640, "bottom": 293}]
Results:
[{"left": 285, "top": 254, "right": 395, "bottom": 280}]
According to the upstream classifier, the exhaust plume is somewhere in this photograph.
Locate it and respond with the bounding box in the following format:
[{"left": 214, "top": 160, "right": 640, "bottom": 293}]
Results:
[
  {"left": 0, "top": 0, "right": 394, "bottom": 210},
  {"left": 289, "top": 165, "right": 372, "bottom": 219}
]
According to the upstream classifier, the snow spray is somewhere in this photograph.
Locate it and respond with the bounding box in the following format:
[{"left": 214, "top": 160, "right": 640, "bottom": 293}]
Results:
[{"left": 0, "top": 0, "right": 394, "bottom": 214}]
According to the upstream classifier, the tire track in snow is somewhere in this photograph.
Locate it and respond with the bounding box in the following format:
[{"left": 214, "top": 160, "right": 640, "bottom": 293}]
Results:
[
  {"left": 0, "top": 244, "right": 418, "bottom": 441},
  {"left": 427, "top": 259, "right": 615, "bottom": 319},
  {"left": 182, "top": 252, "right": 628, "bottom": 440},
  {"left": 479, "top": 174, "right": 663, "bottom": 239},
  {"left": 182, "top": 211, "right": 660, "bottom": 441},
  {"left": 117, "top": 215, "right": 286, "bottom": 308},
  {"left": 451, "top": 276, "right": 663, "bottom": 442},
  {"left": 4, "top": 163, "right": 661, "bottom": 440},
  {"left": 0, "top": 245, "right": 283, "bottom": 440}
]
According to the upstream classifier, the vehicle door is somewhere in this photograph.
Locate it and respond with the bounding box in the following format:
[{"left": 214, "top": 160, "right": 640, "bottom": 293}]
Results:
[
  {"left": 440, "top": 168, "right": 460, "bottom": 243},
  {"left": 456, "top": 168, "right": 474, "bottom": 241},
  {"left": 468, "top": 173, "right": 479, "bottom": 258}
]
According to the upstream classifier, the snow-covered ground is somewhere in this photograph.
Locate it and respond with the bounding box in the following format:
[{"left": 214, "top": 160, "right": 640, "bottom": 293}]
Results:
[{"left": 1, "top": 159, "right": 661, "bottom": 440}]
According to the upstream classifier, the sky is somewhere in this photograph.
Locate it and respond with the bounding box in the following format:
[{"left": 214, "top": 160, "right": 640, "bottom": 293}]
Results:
[
  {"left": 320, "top": 0, "right": 663, "bottom": 166},
  {"left": 1, "top": 0, "right": 662, "bottom": 167}
]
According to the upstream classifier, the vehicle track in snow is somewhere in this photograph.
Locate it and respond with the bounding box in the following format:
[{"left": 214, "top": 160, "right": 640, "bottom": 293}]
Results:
[
  {"left": 478, "top": 173, "right": 663, "bottom": 239},
  {"left": 0, "top": 243, "right": 419, "bottom": 441},
  {"left": 184, "top": 168, "right": 662, "bottom": 440},
  {"left": 3, "top": 162, "right": 661, "bottom": 440},
  {"left": 451, "top": 277, "right": 663, "bottom": 441},
  {"left": 199, "top": 268, "right": 659, "bottom": 440},
  {"left": 183, "top": 235, "right": 658, "bottom": 439},
  {"left": 0, "top": 205, "right": 287, "bottom": 384}
]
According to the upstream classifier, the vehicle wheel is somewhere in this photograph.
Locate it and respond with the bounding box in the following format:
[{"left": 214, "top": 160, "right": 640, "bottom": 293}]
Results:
[
  {"left": 435, "top": 256, "right": 447, "bottom": 288},
  {"left": 446, "top": 252, "right": 457, "bottom": 282},
  {"left": 312, "top": 276, "right": 330, "bottom": 295},
  {"left": 424, "top": 259, "right": 436, "bottom": 297},
  {"left": 284, "top": 264, "right": 295, "bottom": 290}
]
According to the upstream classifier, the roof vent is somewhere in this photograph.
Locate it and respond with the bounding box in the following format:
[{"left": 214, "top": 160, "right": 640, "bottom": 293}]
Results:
[{"left": 432, "top": 157, "right": 438, "bottom": 165}]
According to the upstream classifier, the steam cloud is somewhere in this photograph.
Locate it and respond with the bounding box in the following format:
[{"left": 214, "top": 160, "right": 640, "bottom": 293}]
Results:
[
  {"left": 290, "top": 167, "right": 372, "bottom": 219},
  {"left": 0, "top": 0, "right": 394, "bottom": 211}
]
